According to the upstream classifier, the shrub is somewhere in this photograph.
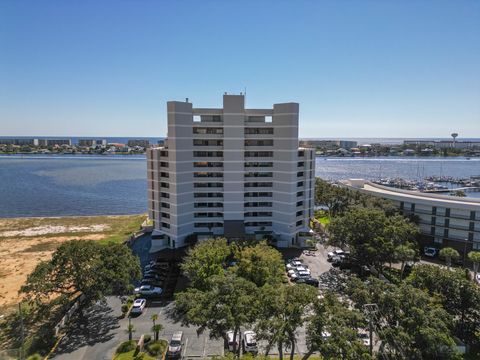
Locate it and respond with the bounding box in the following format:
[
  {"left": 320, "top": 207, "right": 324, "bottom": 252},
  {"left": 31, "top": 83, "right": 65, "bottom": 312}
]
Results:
[
  {"left": 145, "top": 340, "right": 167, "bottom": 356},
  {"left": 26, "top": 354, "right": 42, "bottom": 360},
  {"left": 121, "top": 304, "right": 129, "bottom": 316},
  {"left": 116, "top": 340, "right": 136, "bottom": 353},
  {"left": 143, "top": 334, "right": 151, "bottom": 343}
]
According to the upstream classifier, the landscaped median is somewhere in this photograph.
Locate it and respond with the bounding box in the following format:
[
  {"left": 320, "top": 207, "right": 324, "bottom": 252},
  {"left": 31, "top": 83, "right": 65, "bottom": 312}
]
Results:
[{"left": 114, "top": 338, "right": 168, "bottom": 360}]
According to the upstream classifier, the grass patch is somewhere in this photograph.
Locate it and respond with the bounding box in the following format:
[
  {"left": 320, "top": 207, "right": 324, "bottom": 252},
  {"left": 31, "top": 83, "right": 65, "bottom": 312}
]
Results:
[
  {"left": 22, "top": 241, "right": 59, "bottom": 253},
  {"left": 98, "top": 214, "right": 146, "bottom": 245},
  {"left": 113, "top": 349, "right": 157, "bottom": 360}
]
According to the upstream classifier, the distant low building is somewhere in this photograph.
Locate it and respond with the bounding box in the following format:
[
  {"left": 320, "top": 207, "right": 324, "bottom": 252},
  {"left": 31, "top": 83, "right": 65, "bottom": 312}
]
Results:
[
  {"left": 404, "top": 139, "right": 480, "bottom": 149},
  {"left": 38, "top": 139, "right": 72, "bottom": 147},
  {"left": 78, "top": 139, "right": 107, "bottom": 147},
  {"left": 127, "top": 139, "right": 150, "bottom": 148},
  {"left": 0, "top": 138, "right": 36, "bottom": 146},
  {"left": 299, "top": 139, "right": 358, "bottom": 150}
]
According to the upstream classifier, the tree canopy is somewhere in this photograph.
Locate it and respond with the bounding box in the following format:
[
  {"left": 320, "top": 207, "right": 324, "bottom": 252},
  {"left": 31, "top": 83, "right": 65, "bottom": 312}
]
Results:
[
  {"left": 328, "top": 208, "right": 419, "bottom": 268},
  {"left": 21, "top": 240, "right": 141, "bottom": 304}
]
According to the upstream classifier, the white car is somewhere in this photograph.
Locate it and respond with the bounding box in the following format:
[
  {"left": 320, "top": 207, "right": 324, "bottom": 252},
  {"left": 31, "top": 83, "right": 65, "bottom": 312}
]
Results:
[
  {"left": 476, "top": 274, "right": 480, "bottom": 284},
  {"left": 291, "top": 270, "right": 310, "bottom": 280},
  {"left": 227, "top": 330, "right": 240, "bottom": 352},
  {"left": 167, "top": 331, "right": 183, "bottom": 358},
  {"left": 130, "top": 298, "right": 146, "bottom": 314},
  {"left": 286, "top": 260, "right": 303, "bottom": 269},
  {"left": 358, "top": 331, "right": 370, "bottom": 347},
  {"left": 134, "top": 285, "right": 163, "bottom": 296},
  {"left": 242, "top": 331, "right": 258, "bottom": 354},
  {"left": 321, "top": 331, "right": 331, "bottom": 340},
  {"left": 327, "top": 250, "right": 342, "bottom": 259}
]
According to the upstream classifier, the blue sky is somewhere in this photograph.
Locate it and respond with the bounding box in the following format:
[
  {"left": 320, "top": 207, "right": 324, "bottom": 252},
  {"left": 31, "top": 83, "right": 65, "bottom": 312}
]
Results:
[{"left": 1, "top": 0, "right": 479, "bottom": 138}]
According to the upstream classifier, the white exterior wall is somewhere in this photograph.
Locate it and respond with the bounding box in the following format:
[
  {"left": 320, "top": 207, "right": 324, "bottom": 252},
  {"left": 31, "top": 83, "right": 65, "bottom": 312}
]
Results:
[{"left": 147, "top": 94, "right": 315, "bottom": 249}]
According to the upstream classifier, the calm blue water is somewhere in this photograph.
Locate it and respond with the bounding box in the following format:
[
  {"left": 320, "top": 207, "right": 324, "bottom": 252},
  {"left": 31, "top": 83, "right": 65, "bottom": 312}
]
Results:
[{"left": 1, "top": 155, "right": 479, "bottom": 218}]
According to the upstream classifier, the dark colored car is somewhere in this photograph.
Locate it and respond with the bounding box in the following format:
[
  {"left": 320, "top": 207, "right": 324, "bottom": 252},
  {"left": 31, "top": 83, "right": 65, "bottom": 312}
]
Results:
[{"left": 295, "top": 277, "right": 319, "bottom": 287}]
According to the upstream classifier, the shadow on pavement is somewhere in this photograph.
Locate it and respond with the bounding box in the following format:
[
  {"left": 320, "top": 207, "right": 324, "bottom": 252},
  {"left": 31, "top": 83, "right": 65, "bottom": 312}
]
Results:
[{"left": 52, "top": 301, "right": 120, "bottom": 356}]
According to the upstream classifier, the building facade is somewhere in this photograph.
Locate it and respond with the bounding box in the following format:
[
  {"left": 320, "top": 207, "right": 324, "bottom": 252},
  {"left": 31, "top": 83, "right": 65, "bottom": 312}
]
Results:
[
  {"left": 343, "top": 179, "right": 480, "bottom": 258},
  {"left": 147, "top": 94, "right": 315, "bottom": 249}
]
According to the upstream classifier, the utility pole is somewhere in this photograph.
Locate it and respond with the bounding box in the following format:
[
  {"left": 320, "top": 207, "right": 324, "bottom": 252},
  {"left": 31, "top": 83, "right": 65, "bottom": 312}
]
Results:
[{"left": 363, "top": 303, "right": 378, "bottom": 357}]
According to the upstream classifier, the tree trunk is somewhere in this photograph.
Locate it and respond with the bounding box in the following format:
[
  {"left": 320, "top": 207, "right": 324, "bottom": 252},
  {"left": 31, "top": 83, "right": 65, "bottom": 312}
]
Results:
[
  {"left": 301, "top": 349, "right": 315, "bottom": 360},
  {"left": 400, "top": 260, "right": 405, "bottom": 279},
  {"left": 265, "top": 340, "right": 274, "bottom": 357},
  {"left": 289, "top": 338, "right": 295, "bottom": 360},
  {"left": 278, "top": 341, "right": 283, "bottom": 360}
]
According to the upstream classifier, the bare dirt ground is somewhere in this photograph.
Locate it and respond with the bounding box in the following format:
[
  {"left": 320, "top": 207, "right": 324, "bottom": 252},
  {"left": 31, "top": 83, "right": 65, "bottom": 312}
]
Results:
[{"left": 0, "top": 214, "right": 146, "bottom": 310}]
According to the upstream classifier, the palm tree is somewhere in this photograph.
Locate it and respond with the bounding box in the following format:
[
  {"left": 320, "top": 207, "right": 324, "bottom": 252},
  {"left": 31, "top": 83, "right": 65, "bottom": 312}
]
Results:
[
  {"left": 395, "top": 245, "right": 416, "bottom": 279},
  {"left": 439, "top": 247, "right": 460, "bottom": 270},
  {"left": 151, "top": 313, "right": 159, "bottom": 340},
  {"left": 152, "top": 324, "right": 164, "bottom": 341},
  {"left": 468, "top": 251, "right": 480, "bottom": 281},
  {"left": 127, "top": 323, "right": 136, "bottom": 341}
]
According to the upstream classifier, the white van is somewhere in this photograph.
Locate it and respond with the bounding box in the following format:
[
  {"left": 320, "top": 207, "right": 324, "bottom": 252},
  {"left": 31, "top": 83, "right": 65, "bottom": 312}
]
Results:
[
  {"left": 242, "top": 331, "right": 258, "bottom": 354},
  {"left": 226, "top": 331, "right": 240, "bottom": 352}
]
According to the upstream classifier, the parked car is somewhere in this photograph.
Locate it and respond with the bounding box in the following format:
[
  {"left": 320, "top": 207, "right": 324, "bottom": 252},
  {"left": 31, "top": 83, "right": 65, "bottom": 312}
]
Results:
[
  {"left": 226, "top": 331, "right": 240, "bottom": 352},
  {"left": 295, "top": 277, "right": 319, "bottom": 287},
  {"left": 242, "top": 331, "right": 258, "bottom": 354},
  {"left": 424, "top": 246, "right": 439, "bottom": 258},
  {"left": 134, "top": 285, "right": 163, "bottom": 296},
  {"left": 291, "top": 271, "right": 311, "bottom": 280},
  {"left": 476, "top": 274, "right": 480, "bottom": 284},
  {"left": 358, "top": 330, "right": 370, "bottom": 347},
  {"left": 145, "top": 263, "right": 169, "bottom": 271},
  {"left": 327, "top": 249, "right": 345, "bottom": 261},
  {"left": 141, "top": 278, "right": 164, "bottom": 287},
  {"left": 130, "top": 298, "right": 146, "bottom": 314},
  {"left": 286, "top": 260, "right": 303, "bottom": 269},
  {"left": 143, "top": 273, "right": 165, "bottom": 281},
  {"left": 167, "top": 331, "right": 183, "bottom": 358}
]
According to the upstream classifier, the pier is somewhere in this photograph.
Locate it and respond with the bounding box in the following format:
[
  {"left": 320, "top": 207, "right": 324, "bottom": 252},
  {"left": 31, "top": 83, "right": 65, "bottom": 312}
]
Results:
[{"left": 424, "top": 187, "right": 480, "bottom": 193}]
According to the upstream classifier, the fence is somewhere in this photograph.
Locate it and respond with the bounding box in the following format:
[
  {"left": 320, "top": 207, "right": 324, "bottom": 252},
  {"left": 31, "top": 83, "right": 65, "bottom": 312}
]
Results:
[{"left": 53, "top": 294, "right": 85, "bottom": 337}]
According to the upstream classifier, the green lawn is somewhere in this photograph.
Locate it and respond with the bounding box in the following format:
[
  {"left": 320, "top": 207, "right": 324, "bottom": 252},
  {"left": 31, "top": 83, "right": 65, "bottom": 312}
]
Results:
[{"left": 113, "top": 350, "right": 157, "bottom": 360}]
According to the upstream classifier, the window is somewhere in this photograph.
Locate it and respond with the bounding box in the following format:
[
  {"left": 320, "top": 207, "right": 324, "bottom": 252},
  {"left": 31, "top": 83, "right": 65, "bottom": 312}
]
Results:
[
  {"left": 161, "top": 222, "right": 170, "bottom": 229},
  {"left": 245, "top": 162, "right": 273, "bottom": 168},
  {"left": 411, "top": 203, "right": 415, "bottom": 212},
  {"left": 296, "top": 210, "right": 303, "bottom": 217},
  {"left": 471, "top": 211, "right": 476, "bottom": 221},
  {"left": 194, "top": 212, "right": 223, "bottom": 218},
  {"left": 161, "top": 202, "right": 170, "bottom": 208},
  {"left": 194, "top": 151, "right": 223, "bottom": 157},
  {"left": 445, "top": 208, "right": 450, "bottom": 217},
  {"left": 160, "top": 161, "right": 169, "bottom": 167},
  {"left": 432, "top": 206, "right": 437, "bottom": 215},
  {"left": 161, "top": 212, "right": 170, "bottom": 219},
  {"left": 161, "top": 192, "right": 169, "bottom": 198},
  {"left": 430, "top": 226, "right": 435, "bottom": 235},
  {"left": 245, "top": 202, "right": 272, "bottom": 207},
  {"left": 193, "top": 127, "right": 223, "bottom": 134},
  {"left": 244, "top": 192, "right": 272, "bottom": 198},
  {"left": 245, "top": 212, "right": 272, "bottom": 217},
  {"left": 431, "top": 217, "right": 436, "bottom": 225},
  {"left": 194, "top": 172, "right": 223, "bottom": 178},
  {"left": 296, "top": 220, "right": 303, "bottom": 226},
  {"left": 245, "top": 139, "right": 274, "bottom": 147},
  {"left": 297, "top": 191, "right": 304, "bottom": 197},
  {"left": 244, "top": 128, "right": 274, "bottom": 135},
  {"left": 296, "top": 201, "right": 303, "bottom": 207},
  {"left": 297, "top": 181, "right": 304, "bottom": 187},
  {"left": 244, "top": 172, "right": 273, "bottom": 178},
  {"left": 194, "top": 162, "right": 223, "bottom": 168},
  {"left": 160, "top": 172, "right": 169, "bottom": 178},
  {"left": 194, "top": 202, "right": 223, "bottom": 208},
  {"left": 468, "top": 233, "right": 474, "bottom": 241},
  {"left": 298, "top": 150, "right": 305, "bottom": 157},
  {"left": 245, "top": 182, "right": 273, "bottom": 188},
  {"left": 444, "top": 218, "right": 450, "bottom": 227},
  {"left": 245, "top": 221, "right": 272, "bottom": 227},
  {"left": 244, "top": 151, "right": 274, "bottom": 157},
  {"left": 443, "top": 229, "right": 449, "bottom": 238},
  {"left": 194, "top": 193, "right": 223, "bottom": 198},
  {"left": 161, "top": 182, "right": 169, "bottom": 188},
  {"left": 193, "top": 139, "right": 223, "bottom": 146},
  {"left": 194, "top": 182, "right": 223, "bottom": 188},
  {"left": 194, "top": 222, "right": 223, "bottom": 228},
  {"left": 298, "top": 161, "right": 304, "bottom": 167},
  {"left": 160, "top": 150, "right": 168, "bottom": 156},
  {"left": 469, "top": 222, "right": 475, "bottom": 231},
  {"left": 297, "top": 171, "right": 304, "bottom": 177}
]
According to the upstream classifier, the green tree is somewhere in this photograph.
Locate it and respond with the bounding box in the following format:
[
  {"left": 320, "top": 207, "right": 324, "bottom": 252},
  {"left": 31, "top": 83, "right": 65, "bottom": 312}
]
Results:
[
  {"left": 151, "top": 313, "right": 163, "bottom": 341},
  {"left": 21, "top": 240, "right": 141, "bottom": 304},
  {"left": 407, "top": 264, "right": 480, "bottom": 345},
  {"left": 439, "top": 247, "right": 460, "bottom": 270},
  {"left": 175, "top": 273, "right": 258, "bottom": 355},
  {"left": 303, "top": 293, "right": 370, "bottom": 360},
  {"left": 256, "top": 284, "right": 317, "bottom": 360},
  {"left": 468, "top": 251, "right": 480, "bottom": 281},
  {"left": 328, "top": 208, "right": 418, "bottom": 269},
  {"left": 180, "top": 238, "right": 231, "bottom": 290},
  {"left": 232, "top": 241, "right": 284, "bottom": 287},
  {"left": 394, "top": 245, "right": 417, "bottom": 279},
  {"left": 348, "top": 276, "right": 460, "bottom": 359},
  {"left": 127, "top": 323, "right": 136, "bottom": 341}
]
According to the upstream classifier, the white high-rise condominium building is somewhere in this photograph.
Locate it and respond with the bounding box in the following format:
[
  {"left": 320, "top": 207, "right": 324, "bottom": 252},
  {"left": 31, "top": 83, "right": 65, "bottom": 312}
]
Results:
[{"left": 147, "top": 94, "right": 315, "bottom": 249}]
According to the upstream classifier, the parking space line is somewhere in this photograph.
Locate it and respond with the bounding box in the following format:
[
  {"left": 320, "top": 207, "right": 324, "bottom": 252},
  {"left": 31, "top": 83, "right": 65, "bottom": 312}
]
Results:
[
  {"left": 203, "top": 337, "right": 208, "bottom": 358},
  {"left": 182, "top": 337, "right": 188, "bottom": 359}
]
